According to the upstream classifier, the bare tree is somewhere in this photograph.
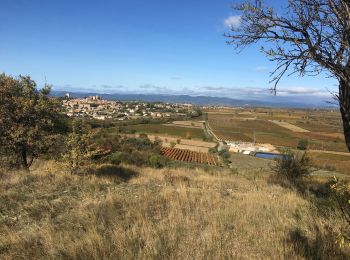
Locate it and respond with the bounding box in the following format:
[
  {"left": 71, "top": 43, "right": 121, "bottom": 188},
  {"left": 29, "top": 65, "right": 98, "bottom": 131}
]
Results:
[{"left": 225, "top": 0, "right": 350, "bottom": 152}]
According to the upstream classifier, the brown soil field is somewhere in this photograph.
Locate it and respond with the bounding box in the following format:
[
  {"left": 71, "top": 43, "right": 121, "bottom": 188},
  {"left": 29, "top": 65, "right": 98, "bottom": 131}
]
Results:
[
  {"left": 174, "top": 144, "right": 210, "bottom": 153},
  {"left": 123, "top": 134, "right": 216, "bottom": 152},
  {"left": 207, "top": 110, "right": 348, "bottom": 152},
  {"left": 170, "top": 121, "right": 204, "bottom": 128}
]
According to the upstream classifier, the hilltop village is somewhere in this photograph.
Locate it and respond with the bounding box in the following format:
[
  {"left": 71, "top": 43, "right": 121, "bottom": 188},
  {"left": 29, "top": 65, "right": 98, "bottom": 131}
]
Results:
[{"left": 62, "top": 95, "right": 201, "bottom": 121}]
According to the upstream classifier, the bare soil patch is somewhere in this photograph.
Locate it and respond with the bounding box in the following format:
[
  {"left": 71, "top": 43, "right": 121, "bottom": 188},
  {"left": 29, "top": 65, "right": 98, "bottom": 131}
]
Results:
[
  {"left": 269, "top": 120, "right": 310, "bottom": 133},
  {"left": 170, "top": 121, "right": 204, "bottom": 128}
]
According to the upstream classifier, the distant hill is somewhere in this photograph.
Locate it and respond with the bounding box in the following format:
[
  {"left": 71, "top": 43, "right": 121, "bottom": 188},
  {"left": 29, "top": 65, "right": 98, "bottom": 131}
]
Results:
[{"left": 51, "top": 91, "right": 335, "bottom": 109}]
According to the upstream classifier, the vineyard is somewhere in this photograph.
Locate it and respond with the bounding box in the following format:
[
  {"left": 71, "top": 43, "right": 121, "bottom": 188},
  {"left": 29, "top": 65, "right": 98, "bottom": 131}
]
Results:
[
  {"left": 161, "top": 147, "right": 219, "bottom": 166},
  {"left": 207, "top": 110, "right": 348, "bottom": 152},
  {"left": 214, "top": 132, "right": 253, "bottom": 143}
]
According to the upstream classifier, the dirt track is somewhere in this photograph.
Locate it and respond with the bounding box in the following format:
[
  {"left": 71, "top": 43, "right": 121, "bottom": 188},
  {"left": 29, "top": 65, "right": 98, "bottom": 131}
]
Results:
[
  {"left": 269, "top": 120, "right": 310, "bottom": 133},
  {"left": 309, "top": 150, "right": 350, "bottom": 156}
]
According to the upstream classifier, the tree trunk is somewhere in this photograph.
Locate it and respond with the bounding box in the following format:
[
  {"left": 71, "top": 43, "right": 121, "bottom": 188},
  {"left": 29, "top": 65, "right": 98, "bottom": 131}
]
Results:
[
  {"left": 339, "top": 80, "right": 350, "bottom": 152},
  {"left": 20, "top": 147, "right": 34, "bottom": 173},
  {"left": 21, "top": 147, "right": 29, "bottom": 172}
]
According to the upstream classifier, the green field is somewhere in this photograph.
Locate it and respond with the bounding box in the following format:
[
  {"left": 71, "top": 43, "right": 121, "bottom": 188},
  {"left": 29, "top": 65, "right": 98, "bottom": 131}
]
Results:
[{"left": 119, "top": 124, "right": 206, "bottom": 140}]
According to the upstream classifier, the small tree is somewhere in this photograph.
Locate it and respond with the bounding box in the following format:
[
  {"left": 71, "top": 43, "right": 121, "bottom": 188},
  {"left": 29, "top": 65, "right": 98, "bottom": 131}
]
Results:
[
  {"left": 330, "top": 178, "right": 350, "bottom": 247},
  {"left": 297, "top": 139, "right": 309, "bottom": 150},
  {"left": 64, "top": 120, "right": 93, "bottom": 174},
  {"left": 148, "top": 154, "right": 167, "bottom": 168},
  {"left": 219, "top": 149, "right": 231, "bottom": 163},
  {"left": 271, "top": 150, "right": 312, "bottom": 180},
  {"left": 0, "top": 74, "right": 63, "bottom": 172}
]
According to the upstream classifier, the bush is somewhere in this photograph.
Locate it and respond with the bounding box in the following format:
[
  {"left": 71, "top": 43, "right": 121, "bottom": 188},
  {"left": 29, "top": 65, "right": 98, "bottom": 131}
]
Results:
[
  {"left": 109, "top": 152, "right": 123, "bottom": 165},
  {"left": 219, "top": 149, "right": 231, "bottom": 163},
  {"left": 148, "top": 154, "right": 167, "bottom": 168},
  {"left": 209, "top": 147, "right": 217, "bottom": 154},
  {"left": 271, "top": 150, "right": 312, "bottom": 180},
  {"left": 185, "top": 132, "right": 192, "bottom": 139},
  {"left": 330, "top": 178, "right": 350, "bottom": 244},
  {"left": 297, "top": 139, "right": 309, "bottom": 150},
  {"left": 129, "top": 151, "right": 147, "bottom": 166}
]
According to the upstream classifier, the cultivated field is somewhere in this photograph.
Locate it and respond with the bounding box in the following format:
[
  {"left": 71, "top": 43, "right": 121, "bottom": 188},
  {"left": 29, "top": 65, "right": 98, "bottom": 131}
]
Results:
[
  {"left": 309, "top": 152, "right": 350, "bottom": 174},
  {"left": 269, "top": 120, "right": 310, "bottom": 133},
  {"left": 1, "top": 161, "right": 349, "bottom": 259},
  {"left": 120, "top": 124, "right": 206, "bottom": 140},
  {"left": 207, "top": 108, "right": 347, "bottom": 152},
  {"left": 122, "top": 133, "right": 216, "bottom": 153},
  {"left": 168, "top": 120, "right": 204, "bottom": 128},
  {"left": 161, "top": 147, "right": 219, "bottom": 165}
]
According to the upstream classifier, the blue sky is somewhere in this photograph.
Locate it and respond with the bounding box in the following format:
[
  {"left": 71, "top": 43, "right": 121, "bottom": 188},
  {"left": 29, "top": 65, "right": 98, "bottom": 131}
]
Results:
[{"left": 0, "top": 0, "right": 338, "bottom": 104}]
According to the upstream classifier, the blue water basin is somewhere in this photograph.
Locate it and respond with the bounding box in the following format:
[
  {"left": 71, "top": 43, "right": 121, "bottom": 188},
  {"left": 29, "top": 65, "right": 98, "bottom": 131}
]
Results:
[{"left": 255, "top": 152, "right": 285, "bottom": 160}]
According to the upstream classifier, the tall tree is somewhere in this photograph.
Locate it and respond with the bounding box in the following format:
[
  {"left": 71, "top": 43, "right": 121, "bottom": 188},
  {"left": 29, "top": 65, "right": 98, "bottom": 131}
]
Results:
[
  {"left": 0, "top": 74, "right": 63, "bottom": 172},
  {"left": 225, "top": 0, "right": 350, "bottom": 151}
]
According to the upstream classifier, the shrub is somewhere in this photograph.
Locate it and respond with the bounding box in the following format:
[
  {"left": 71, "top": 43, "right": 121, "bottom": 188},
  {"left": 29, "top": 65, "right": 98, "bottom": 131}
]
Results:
[
  {"left": 148, "top": 154, "right": 167, "bottom": 168},
  {"left": 129, "top": 151, "right": 147, "bottom": 166},
  {"left": 139, "top": 133, "right": 148, "bottom": 139},
  {"left": 330, "top": 178, "right": 350, "bottom": 247},
  {"left": 219, "top": 149, "right": 231, "bottom": 163},
  {"left": 209, "top": 147, "right": 217, "bottom": 154},
  {"left": 297, "top": 139, "right": 309, "bottom": 150},
  {"left": 271, "top": 150, "right": 313, "bottom": 180},
  {"left": 109, "top": 152, "right": 123, "bottom": 165}
]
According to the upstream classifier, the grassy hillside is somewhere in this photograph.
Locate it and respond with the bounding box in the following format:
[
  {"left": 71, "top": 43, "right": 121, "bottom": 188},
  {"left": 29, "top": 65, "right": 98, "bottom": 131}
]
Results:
[{"left": 1, "top": 161, "right": 349, "bottom": 259}]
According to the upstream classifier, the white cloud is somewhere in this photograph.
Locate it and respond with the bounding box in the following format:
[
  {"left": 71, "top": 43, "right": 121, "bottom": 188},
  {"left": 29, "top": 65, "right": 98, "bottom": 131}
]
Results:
[
  {"left": 224, "top": 15, "right": 241, "bottom": 29},
  {"left": 277, "top": 87, "right": 329, "bottom": 97}
]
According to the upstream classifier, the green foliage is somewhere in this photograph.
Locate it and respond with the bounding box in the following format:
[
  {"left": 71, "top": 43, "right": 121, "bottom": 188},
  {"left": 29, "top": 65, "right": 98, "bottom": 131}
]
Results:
[
  {"left": 109, "top": 152, "right": 123, "bottom": 165},
  {"left": 148, "top": 154, "right": 167, "bottom": 168},
  {"left": 0, "top": 74, "right": 64, "bottom": 171},
  {"left": 209, "top": 147, "right": 217, "bottom": 154},
  {"left": 330, "top": 178, "right": 350, "bottom": 248},
  {"left": 63, "top": 120, "right": 95, "bottom": 173},
  {"left": 271, "top": 150, "right": 312, "bottom": 180},
  {"left": 219, "top": 149, "right": 231, "bottom": 163},
  {"left": 297, "top": 139, "right": 309, "bottom": 150},
  {"left": 104, "top": 134, "right": 167, "bottom": 168}
]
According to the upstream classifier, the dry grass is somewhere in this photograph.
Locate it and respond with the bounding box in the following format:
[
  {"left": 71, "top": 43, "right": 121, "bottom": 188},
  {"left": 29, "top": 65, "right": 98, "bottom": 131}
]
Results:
[
  {"left": 0, "top": 161, "right": 349, "bottom": 259},
  {"left": 310, "top": 152, "right": 350, "bottom": 174}
]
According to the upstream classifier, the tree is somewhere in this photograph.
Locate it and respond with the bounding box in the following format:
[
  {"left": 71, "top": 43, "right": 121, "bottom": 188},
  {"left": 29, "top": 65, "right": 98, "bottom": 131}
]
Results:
[
  {"left": 297, "top": 139, "right": 309, "bottom": 150},
  {"left": 271, "top": 150, "right": 313, "bottom": 180},
  {"left": 225, "top": 0, "right": 350, "bottom": 151},
  {"left": 0, "top": 74, "right": 63, "bottom": 172},
  {"left": 64, "top": 120, "right": 94, "bottom": 174}
]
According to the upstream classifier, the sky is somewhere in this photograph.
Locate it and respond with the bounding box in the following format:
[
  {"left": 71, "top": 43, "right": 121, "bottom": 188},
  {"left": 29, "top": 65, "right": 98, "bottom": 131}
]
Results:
[{"left": 0, "top": 0, "right": 339, "bottom": 104}]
